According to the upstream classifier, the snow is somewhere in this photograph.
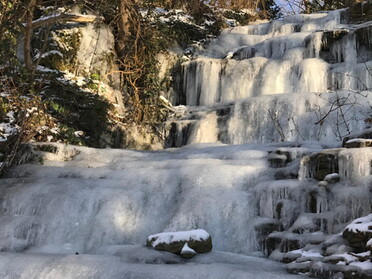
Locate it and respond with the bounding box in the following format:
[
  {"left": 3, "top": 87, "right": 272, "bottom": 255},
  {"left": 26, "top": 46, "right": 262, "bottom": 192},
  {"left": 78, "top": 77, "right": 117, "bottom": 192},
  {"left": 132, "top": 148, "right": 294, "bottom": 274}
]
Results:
[
  {"left": 36, "top": 50, "right": 63, "bottom": 60},
  {"left": 349, "top": 260, "right": 372, "bottom": 271},
  {"left": 32, "top": 12, "right": 98, "bottom": 25},
  {"left": 0, "top": 110, "right": 19, "bottom": 142},
  {"left": 36, "top": 65, "right": 59, "bottom": 73},
  {"left": 181, "top": 243, "right": 196, "bottom": 254},
  {"left": 324, "top": 173, "right": 340, "bottom": 180},
  {"left": 0, "top": 250, "right": 306, "bottom": 279},
  {"left": 148, "top": 229, "right": 210, "bottom": 246},
  {"left": 143, "top": 8, "right": 194, "bottom": 25},
  {"left": 2, "top": 7, "right": 372, "bottom": 278},
  {"left": 290, "top": 249, "right": 323, "bottom": 258},
  {"left": 32, "top": 13, "right": 62, "bottom": 25},
  {"left": 345, "top": 214, "right": 372, "bottom": 233},
  {"left": 74, "top": 131, "right": 84, "bottom": 137},
  {"left": 346, "top": 138, "right": 372, "bottom": 143}
]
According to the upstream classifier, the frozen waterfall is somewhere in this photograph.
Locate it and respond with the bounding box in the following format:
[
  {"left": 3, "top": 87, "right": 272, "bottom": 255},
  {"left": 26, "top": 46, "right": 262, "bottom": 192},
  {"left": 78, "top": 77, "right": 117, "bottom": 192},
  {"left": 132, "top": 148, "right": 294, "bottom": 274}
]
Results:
[
  {"left": 0, "top": 8, "right": 372, "bottom": 279},
  {"left": 167, "top": 9, "right": 372, "bottom": 146}
]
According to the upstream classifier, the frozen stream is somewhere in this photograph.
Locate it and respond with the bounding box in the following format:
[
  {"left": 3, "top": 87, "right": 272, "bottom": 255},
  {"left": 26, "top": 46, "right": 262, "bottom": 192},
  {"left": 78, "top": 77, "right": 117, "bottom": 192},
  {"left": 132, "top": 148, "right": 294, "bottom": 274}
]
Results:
[
  {"left": 0, "top": 249, "right": 306, "bottom": 279},
  {"left": 0, "top": 143, "right": 312, "bottom": 278}
]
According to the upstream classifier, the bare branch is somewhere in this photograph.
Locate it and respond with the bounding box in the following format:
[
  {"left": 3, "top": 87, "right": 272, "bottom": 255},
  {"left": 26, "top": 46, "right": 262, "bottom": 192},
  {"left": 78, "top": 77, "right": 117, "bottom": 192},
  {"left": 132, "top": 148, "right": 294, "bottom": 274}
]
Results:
[
  {"left": 268, "top": 109, "right": 286, "bottom": 141},
  {"left": 32, "top": 13, "right": 103, "bottom": 29}
]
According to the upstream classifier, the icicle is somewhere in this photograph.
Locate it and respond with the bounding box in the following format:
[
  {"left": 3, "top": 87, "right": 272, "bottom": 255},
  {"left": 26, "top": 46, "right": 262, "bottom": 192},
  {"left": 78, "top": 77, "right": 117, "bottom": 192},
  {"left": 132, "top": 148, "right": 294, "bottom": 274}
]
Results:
[{"left": 308, "top": 32, "right": 323, "bottom": 59}]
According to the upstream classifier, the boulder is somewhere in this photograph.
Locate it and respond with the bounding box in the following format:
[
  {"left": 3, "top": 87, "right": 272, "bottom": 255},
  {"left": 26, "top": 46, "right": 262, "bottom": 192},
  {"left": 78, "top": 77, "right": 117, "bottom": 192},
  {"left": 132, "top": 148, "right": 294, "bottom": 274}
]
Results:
[
  {"left": 265, "top": 234, "right": 283, "bottom": 256},
  {"left": 300, "top": 149, "right": 340, "bottom": 181},
  {"left": 344, "top": 138, "right": 372, "bottom": 148},
  {"left": 342, "top": 214, "right": 372, "bottom": 252},
  {"left": 318, "top": 181, "right": 328, "bottom": 187},
  {"left": 147, "top": 229, "right": 212, "bottom": 256},
  {"left": 286, "top": 261, "right": 312, "bottom": 274},
  {"left": 324, "top": 173, "right": 340, "bottom": 184},
  {"left": 268, "top": 150, "right": 292, "bottom": 168},
  {"left": 268, "top": 153, "right": 287, "bottom": 168},
  {"left": 367, "top": 238, "right": 372, "bottom": 252},
  {"left": 254, "top": 219, "right": 283, "bottom": 252},
  {"left": 342, "top": 128, "right": 372, "bottom": 147}
]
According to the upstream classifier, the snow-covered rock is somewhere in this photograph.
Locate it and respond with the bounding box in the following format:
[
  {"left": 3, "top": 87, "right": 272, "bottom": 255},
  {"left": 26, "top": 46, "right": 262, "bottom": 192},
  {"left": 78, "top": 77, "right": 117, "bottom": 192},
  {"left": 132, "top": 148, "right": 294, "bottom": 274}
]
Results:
[
  {"left": 342, "top": 128, "right": 372, "bottom": 147},
  {"left": 324, "top": 173, "right": 340, "bottom": 184},
  {"left": 282, "top": 214, "right": 372, "bottom": 278},
  {"left": 147, "top": 229, "right": 212, "bottom": 255},
  {"left": 343, "top": 214, "right": 372, "bottom": 252},
  {"left": 345, "top": 138, "right": 372, "bottom": 148}
]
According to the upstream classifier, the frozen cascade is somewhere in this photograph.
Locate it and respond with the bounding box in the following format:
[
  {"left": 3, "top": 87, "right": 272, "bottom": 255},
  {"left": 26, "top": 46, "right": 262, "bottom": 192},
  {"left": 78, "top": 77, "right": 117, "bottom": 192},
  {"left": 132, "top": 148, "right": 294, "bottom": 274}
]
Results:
[
  {"left": 0, "top": 144, "right": 271, "bottom": 254},
  {"left": 169, "top": 9, "right": 372, "bottom": 146},
  {"left": 0, "top": 139, "right": 371, "bottom": 278},
  {"left": 1, "top": 9, "right": 372, "bottom": 279},
  {"left": 166, "top": 91, "right": 371, "bottom": 145},
  {"left": 1, "top": 142, "right": 371, "bottom": 250}
]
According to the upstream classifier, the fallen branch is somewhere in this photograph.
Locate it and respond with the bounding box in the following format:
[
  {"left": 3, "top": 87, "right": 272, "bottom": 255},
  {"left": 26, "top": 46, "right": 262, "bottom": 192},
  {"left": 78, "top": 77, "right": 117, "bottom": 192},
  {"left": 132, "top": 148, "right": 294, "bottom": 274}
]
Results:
[{"left": 32, "top": 13, "right": 103, "bottom": 29}]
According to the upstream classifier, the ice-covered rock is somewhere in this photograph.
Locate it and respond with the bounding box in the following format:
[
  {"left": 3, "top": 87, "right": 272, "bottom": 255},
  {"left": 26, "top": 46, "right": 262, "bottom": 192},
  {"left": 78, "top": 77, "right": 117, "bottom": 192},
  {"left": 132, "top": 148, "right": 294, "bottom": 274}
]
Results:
[
  {"left": 268, "top": 153, "right": 289, "bottom": 168},
  {"left": 324, "top": 173, "right": 340, "bottom": 184},
  {"left": 283, "top": 215, "right": 372, "bottom": 278},
  {"left": 299, "top": 149, "right": 340, "bottom": 181},
  {"left": 343, "top": 214, "right": 372, "bottom": 252},
  {"left": 147, "top": 229, "right": 212, "bottom": 255},
  {"left": 342, "top": 129, "right": 372, "bottom": 147},
  {"left": 300, "top": 147, "right": 372, "bottom": 183},
  {"left": 180, "top": 243, "right": 197, "bottom": 259},
  {"left": 367, "top": 238, "right": 372, "bottom": 252},
  {"left": 345, "top": 138, "right": 372, "bottom": 148}
]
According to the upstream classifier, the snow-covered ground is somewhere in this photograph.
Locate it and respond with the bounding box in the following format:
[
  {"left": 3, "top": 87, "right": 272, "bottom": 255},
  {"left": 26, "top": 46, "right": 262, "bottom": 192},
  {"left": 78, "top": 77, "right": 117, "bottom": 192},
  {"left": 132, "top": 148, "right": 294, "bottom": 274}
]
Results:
[{"left": 0, "top": 249, "right": 306, "bottom": 279}]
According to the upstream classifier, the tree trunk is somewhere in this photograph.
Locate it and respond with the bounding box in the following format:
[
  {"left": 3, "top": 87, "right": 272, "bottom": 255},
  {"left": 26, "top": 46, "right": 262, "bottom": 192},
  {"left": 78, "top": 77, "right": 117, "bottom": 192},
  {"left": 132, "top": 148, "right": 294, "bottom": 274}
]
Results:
[
  {"left": 24, "top": 0, "right": 36, "bottom": 72},
  {"left": 117, "top": 0, "right": 133, "bottom": 59}
]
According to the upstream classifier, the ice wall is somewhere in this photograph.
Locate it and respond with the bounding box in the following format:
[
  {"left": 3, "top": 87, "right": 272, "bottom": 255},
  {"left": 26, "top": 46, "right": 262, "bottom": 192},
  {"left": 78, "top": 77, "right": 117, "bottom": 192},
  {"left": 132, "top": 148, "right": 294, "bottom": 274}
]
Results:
[
  {"left": 181, "top": 10, "right": 372, "bottom": 105},
  {"left": 168, "top": 9, "right": 372, "bottom": 146},
  {"left": 299, "top": 147, "right": 372, "bottom": 183},
  {"left": 1, "top": 141, "right": 370, "bottom": 259},
  {"left": 165, "top": 90, "right": 372, "bottom": 146},
  {"left": 0, "top": 144, "right": 274, "bottom": 254}
]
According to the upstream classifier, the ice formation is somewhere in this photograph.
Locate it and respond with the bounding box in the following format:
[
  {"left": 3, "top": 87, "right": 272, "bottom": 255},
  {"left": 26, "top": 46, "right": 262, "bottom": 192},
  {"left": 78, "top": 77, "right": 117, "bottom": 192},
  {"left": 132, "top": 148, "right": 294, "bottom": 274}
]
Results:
[
  {"left": 1, "top": 8, "right": 372, "bottom": 279},
  {"left": 166, "top": 9, "right": 372, "bottom": 146},
  {"left": 0, "top": 137, "right": 371, "bottom": 277}
]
